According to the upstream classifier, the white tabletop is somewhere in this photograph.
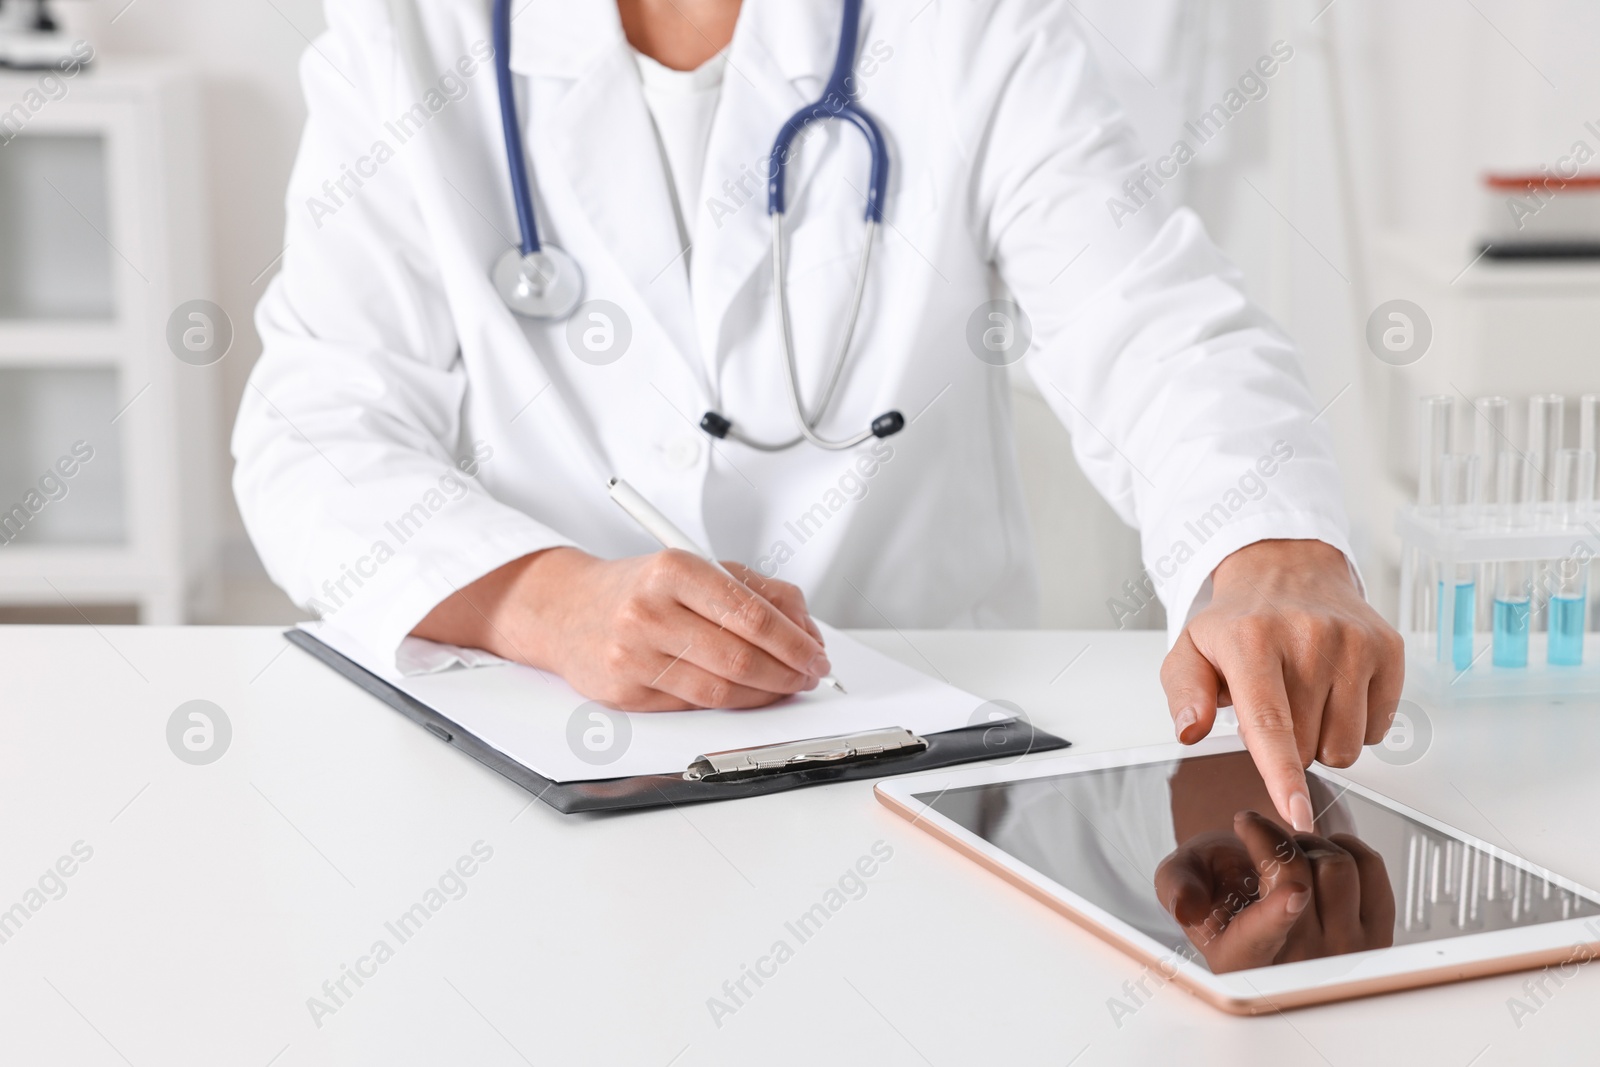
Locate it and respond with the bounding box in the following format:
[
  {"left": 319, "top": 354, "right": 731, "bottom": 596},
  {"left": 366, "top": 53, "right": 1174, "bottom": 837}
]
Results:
[{"left": 0, "top": 625, "right": 1593, "bottom": 1066}]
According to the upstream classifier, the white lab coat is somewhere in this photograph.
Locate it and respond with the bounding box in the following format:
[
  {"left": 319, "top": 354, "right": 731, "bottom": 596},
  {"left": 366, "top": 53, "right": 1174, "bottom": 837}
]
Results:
[{"left": 233, "top": 0, "right": 1356, "bottom": 668}]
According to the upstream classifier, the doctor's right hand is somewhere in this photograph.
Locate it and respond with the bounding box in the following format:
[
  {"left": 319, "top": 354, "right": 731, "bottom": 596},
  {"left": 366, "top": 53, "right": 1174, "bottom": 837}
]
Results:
[{"left": 411, "top": 547, "right": 832, "bottom": 711}]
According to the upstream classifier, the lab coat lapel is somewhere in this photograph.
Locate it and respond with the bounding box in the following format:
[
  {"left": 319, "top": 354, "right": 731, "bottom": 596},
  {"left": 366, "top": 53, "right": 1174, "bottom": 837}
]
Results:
[
  {"left": 691, "top": 1, "right": 839, "bottom": 372},
  {"left": 511, "top": 4, "right": 703, "bottom": 387}
]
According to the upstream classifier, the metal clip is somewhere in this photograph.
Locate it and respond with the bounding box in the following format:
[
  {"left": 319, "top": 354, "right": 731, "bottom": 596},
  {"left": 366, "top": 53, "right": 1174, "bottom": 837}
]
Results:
[{"left": 683, "top": 726, "right": 928, "bottom": 783}]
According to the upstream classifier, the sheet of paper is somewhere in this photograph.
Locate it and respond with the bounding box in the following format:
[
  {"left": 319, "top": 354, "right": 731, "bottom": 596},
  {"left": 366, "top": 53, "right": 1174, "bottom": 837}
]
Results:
[{"left": 302, "top": 622, "right": 991, "bottom": 783}]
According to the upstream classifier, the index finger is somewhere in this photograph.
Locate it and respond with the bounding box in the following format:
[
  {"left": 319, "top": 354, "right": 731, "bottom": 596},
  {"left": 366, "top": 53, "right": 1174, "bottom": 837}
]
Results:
[
  {"left": 670, "top": 556, "right": 830, "bottom": 678},
  {"left": 1222, "top": 650, "right": 1315, "bottom": 833},
  {"left": 721, "top": 561, "right": 824, "bottom": 645}
]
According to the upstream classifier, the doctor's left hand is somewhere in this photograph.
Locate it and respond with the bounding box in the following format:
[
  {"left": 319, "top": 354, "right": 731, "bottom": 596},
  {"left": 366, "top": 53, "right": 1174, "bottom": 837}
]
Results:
[{"left": 1159, "top": 539, "right": 1404, "bottom": 835}]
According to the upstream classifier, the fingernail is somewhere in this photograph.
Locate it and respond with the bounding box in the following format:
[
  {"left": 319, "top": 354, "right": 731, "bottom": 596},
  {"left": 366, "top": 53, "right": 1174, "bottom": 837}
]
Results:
[
  {"left": 1286, "top": 886, "right": 1311, "bottom": 915},
  {"left": 807, "top": 653, "right": 832, "bottom": 678},
  {"left": 1289, "top": 793, "right": 1315, "bottom": 834},
  {"left": 1173, "top": 706, "right": 1198, "bottom": 741}
]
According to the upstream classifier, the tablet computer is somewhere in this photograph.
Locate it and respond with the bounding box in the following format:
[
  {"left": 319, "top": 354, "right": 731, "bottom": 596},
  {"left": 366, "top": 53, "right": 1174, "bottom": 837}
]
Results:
[{"left": 875, "top": 734, "right": 1600, "bottom": 1014}]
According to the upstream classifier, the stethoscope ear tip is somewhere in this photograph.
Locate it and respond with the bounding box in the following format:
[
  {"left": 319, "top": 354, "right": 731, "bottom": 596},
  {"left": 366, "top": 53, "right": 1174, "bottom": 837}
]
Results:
[{"left": 871, "top": 411, "right": 905, "bottom": 438}]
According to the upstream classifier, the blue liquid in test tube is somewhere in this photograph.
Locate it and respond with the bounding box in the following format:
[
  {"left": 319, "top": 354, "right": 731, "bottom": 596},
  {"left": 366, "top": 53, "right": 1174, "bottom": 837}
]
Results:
[
  {"left": 1433, "top": 451, "right": 1480, "bottom": 672},
  {"left": 1437, "top": 580, "right": 1476, "bottom": 670},
  {"left": 1492, "top": 597, "right": 1530, "bottom": 667},
  {"left": 1549, "top": 595, "right": 1586, "bottom": 666},
  {"left": 1547, "top": 448, "right": 1593, "bottom": 667}
]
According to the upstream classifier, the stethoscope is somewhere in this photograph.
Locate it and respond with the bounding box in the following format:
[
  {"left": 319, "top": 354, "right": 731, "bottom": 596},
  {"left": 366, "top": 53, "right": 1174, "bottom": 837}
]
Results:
[{"left": 490, "top": 0, "right": 904, "bottom": 452}]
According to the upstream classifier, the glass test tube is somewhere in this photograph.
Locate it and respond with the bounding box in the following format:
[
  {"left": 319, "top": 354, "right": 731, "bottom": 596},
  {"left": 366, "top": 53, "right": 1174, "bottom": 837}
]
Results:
[
  {"left": 1418, "top": 397, "right": 1454, "bottom": 510},
  {"left": 1528, "top": 395, "right": 1565, "bottom": 510},
  {"left": 1548, "top": 448, "right": 1594, "bottom": 666},
  {"left": 1473, "top": 398, "right": 1527, "bottom": 666},
  {"left": 1474, "top": 397, "right": 1512, "bottom": 521},
  {"left": 1526, "top": 396, "right": 1564, "bottom": 645},
  {"left": 1415, "top": 397, "right": 1454, "bottom": 652},
  {"left": 1436, "top": 453, "right": 1479, "bottom": 670},
  {"left": 1581, "top": 395, "right": 1598, "bottom": 465},
  {"left": 1494, "top": 559, "right": 1532, "bottom": 668},
  {"left": 1583, "top": 396, "right": 1599, "bottom": 633}
]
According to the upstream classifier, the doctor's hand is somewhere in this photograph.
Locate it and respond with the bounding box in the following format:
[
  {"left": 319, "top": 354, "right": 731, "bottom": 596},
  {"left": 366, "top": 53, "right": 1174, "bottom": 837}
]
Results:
[
  {"left": 412, "top": 547, "right": 831, "bottom": 711},
  {"left": 1160, "top": 539, "right": 1404, "bottom": 833}
]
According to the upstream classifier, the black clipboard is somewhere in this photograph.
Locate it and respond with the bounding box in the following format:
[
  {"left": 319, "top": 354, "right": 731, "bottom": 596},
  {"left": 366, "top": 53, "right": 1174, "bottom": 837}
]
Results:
[{"left": 284, "top": 628, "right": 1070, "bottom": 815}]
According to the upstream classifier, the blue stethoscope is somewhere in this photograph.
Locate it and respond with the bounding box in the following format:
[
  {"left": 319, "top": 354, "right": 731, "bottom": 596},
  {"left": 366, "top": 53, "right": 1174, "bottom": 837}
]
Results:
[{"left": 490, "top": 0, "right": 903, "bottom": 451}]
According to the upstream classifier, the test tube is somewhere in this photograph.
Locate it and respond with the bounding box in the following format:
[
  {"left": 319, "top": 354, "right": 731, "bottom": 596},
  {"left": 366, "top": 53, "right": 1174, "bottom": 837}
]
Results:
[
  {"left": 1582, "top": 395, "right": 1598, "bottom": 506},
  {"left": 1436, "top": 453, "right": 1479, "bottom": 670},
  {"left": 1412, "top": 397, "right": 1455, "bottom": 652},
  {"left": 1527, "top": 395, "right": 1565, "bottom": 511},
  {"left": 1418, "top": 396, "right": 1454, "bottom": 510},
  {"left": 1524, "top": 397, "right": 1564, "bottom": 647},
  {"left": 1474, "top": 398, "right": 1523, "bottom": 665},
  {"left": 1585, "top": 396, "right": 1600, "bottom": 633},
  {"left": 1548, "top": 448, "right": 1594, "bottom": 666},
  {"left": 1474, "top": 397, "right": 1513, "bottom": 523},
  {"left": 1557, "top": 447, "right": 1595, "bottom": 527},
  {"left": 1493, "top": 558, "right": 1532, "bottom": 668}
]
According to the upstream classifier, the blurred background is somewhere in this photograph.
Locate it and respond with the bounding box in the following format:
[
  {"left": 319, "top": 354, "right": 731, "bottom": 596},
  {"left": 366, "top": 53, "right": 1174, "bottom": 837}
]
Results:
[{"left": 0, "top": 0, "right": 1595, "bottom": 632}]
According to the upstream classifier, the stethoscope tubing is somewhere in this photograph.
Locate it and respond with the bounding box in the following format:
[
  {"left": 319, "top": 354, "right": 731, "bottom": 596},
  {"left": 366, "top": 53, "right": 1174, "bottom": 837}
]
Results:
[
  {"left": 493, "top": 0, "right": 540, "bottom": 255},
  {"left": 765, "top": 0, "right": 888, "bottom": 223},
  {"left": 737, "top": 0, "right": 892, "bottom": 450},
  {"left": 720, "top": 215, "right": 878, "bottom": 452}
]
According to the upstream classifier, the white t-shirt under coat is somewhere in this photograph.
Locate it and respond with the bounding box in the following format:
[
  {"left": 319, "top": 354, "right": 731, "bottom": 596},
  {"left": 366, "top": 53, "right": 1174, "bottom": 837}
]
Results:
[{"left": 632, "top": 49, "right": 727, "bottom": 263}]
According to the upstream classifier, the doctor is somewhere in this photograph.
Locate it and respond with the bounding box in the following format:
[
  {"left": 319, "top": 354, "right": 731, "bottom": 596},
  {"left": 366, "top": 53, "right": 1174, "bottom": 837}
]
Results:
[{"left": 233, "top": 0, "right": 1402, "bottom": 833}]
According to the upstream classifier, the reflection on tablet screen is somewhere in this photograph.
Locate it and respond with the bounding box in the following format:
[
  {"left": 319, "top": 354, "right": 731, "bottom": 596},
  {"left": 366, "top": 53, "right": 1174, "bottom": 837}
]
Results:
[{"left": 918, "top": 751, "right": 1597, "bottom": 973}]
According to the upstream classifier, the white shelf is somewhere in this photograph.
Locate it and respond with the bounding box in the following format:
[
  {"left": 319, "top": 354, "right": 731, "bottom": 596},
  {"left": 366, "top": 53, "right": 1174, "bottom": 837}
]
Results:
[
  {"left": 0, "top": 323, "right": 132, "bottom": 363},
  {"left": 1371, "top": 231, "right": 1600, "bottom": 400},
  {"left": 0, "top": 129, "right": 116, "bottom": 320},
  {"left": 0, "top": 550, "right": 185, "bottom": 622},
  {"left": 0, "top": 61, "right": 219, "bottom": 623},
  {"left": 1376, "top": 232, "right": 1600, "bottom": 295},
  {"left": 0, "top": 546, "right": 164, "bottom": 580}
]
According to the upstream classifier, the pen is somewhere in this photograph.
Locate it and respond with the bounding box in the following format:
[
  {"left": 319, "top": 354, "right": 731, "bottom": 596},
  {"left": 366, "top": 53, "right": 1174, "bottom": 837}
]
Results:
[{"left": 606, "top": 477, "right": 845, "bottom": 694}]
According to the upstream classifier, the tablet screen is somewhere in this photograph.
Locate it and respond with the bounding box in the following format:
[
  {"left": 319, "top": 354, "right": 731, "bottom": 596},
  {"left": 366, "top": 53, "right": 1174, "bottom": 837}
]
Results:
[{"left": 917, "top": 751, "right": 1598, "bottom": 973}]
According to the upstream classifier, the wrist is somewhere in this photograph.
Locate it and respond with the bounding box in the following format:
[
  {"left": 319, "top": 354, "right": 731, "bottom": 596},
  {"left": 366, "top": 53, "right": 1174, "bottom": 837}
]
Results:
[
  {"left": 411, "top": 546, "right": 594, "bottom": 664},
  {"left": 1212, "top": 539, "right": 1352, "bottom": 595}
]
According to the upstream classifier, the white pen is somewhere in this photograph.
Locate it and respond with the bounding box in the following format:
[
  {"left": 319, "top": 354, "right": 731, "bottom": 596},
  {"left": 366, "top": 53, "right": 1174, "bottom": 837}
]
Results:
[{"left": 606, "top": 477, "right": 845, "bottom": 694}]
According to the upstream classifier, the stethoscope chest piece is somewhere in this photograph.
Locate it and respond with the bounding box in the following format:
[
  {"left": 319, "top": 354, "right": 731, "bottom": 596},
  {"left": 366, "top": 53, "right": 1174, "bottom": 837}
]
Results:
[{"left": 494, "top": 245, "right": 584, "bottom": 320}]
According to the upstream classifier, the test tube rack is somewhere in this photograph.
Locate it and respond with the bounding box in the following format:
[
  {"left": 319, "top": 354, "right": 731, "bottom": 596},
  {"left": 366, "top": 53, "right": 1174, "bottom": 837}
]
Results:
[
  {"left": 1398, "top": 505, "right": 1600, "bottom": 701},
  {"left": 1400, "top": 393, "right": 1600, "bottom": 702}
]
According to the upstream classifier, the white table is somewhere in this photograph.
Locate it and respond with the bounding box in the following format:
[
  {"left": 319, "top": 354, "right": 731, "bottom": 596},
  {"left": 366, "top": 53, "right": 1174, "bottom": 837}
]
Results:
[{"left": 0, "top": 626, "right": 1593, "bottom": 1066}]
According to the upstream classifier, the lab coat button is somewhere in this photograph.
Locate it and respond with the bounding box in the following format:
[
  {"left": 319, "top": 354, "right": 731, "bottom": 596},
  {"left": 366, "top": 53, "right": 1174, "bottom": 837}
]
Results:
[{"left": 664, "top": 433, "right": 704, "bottom": 470}]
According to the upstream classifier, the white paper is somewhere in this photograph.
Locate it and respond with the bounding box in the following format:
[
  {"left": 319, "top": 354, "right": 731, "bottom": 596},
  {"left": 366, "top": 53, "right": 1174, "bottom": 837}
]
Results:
[{"left": 301, "top": 622, "right": 990, "bottom": 783}]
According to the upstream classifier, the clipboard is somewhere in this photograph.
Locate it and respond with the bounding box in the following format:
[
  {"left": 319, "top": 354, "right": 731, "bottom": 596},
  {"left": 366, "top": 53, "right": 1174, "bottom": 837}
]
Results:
[{"left": 284, "top": 628, "right": 1070, "bottom": 815}]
